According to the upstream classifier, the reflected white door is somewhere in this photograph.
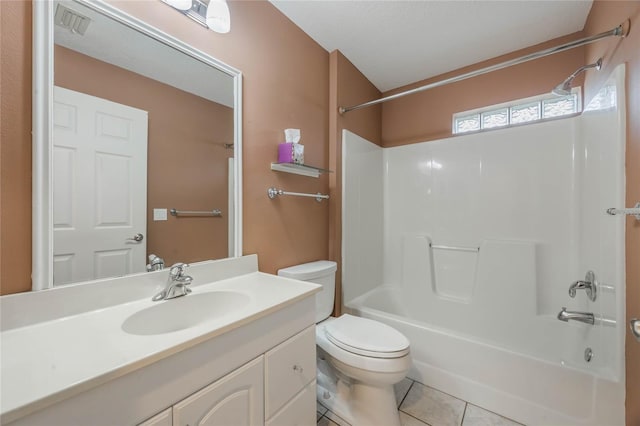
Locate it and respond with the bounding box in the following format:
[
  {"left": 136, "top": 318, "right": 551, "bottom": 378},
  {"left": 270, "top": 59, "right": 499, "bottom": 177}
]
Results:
[{"left": 53, "top": 86, "right": 148, "bottom": 285}]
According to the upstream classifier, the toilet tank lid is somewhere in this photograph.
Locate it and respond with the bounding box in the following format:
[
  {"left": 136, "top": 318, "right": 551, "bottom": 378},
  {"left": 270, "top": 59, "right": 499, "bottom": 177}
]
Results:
[{"left": 277, "top": 260, "right": 337, "bottom": 280}]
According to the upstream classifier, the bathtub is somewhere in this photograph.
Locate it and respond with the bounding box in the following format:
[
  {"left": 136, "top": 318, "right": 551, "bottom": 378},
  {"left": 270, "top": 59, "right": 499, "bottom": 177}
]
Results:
[{"left": 346, "top": 287, "right": 624, "bottom": 426}]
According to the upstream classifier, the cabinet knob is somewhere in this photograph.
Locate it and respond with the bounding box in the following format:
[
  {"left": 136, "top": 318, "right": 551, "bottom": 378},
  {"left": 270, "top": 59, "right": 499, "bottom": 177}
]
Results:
[{"left": 292, "top": 364, "right": 303, "bottom": 373}]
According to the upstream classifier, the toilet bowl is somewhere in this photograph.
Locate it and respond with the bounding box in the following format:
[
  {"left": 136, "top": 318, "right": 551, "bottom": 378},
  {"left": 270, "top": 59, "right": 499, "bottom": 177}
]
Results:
[
  {"left": 278, "top": 261, "right": 411, "bottom": 426},
  {"left": 316, "top": 315, "right": 411, "bottom": 426}
]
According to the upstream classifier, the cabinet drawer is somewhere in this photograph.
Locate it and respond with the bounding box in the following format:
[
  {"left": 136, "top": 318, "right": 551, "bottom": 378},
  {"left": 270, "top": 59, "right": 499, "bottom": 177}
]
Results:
[
  {"left": 266, "top": 380, "right": 316, "bottom": 426},
  {"left": 265, "top": 325, "right": 316, "bottom": 418}
]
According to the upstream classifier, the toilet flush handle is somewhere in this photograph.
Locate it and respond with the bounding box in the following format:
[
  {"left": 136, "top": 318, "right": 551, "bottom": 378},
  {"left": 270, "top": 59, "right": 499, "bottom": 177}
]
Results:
[{"left": 293, "top": 364, "right": 304, "bottom": 373}]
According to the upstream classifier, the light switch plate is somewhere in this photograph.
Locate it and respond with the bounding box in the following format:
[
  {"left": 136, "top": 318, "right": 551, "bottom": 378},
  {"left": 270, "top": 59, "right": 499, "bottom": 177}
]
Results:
[{"left": 153, "top": 208, "right": 168, "bottom": 221}]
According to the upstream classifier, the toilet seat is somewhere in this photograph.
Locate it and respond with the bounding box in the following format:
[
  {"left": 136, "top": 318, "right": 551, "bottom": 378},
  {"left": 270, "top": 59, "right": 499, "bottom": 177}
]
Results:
[{"left": 324, "top": 314, "right": 410, "bottom": 359}]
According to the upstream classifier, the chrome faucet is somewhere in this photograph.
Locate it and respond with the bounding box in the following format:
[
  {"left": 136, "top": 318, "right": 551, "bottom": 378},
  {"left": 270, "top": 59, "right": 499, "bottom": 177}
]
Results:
[
  {"left": 146, "top": 254, "right": 165, "bottom": 272},
  {"left": 557, "top": 307, "right": 595, "bottom": 325},
  {"left": 152, "top": 263, "right": 193, "bottom": 301},
  {"left": 568, "top": 271, "right": 597, "bottom": 301}
]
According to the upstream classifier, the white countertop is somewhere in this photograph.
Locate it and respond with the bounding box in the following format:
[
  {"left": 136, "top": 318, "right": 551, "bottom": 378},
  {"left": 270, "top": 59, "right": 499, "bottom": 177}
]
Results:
[{"left": 0, "top": 268, "right": 320, "bottom": 423}]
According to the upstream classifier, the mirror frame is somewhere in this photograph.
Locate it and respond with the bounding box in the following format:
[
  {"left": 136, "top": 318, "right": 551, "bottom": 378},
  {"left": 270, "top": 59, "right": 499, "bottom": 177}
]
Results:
[{"left": 32, "top": 0, "right": 243, "bottom": 290}]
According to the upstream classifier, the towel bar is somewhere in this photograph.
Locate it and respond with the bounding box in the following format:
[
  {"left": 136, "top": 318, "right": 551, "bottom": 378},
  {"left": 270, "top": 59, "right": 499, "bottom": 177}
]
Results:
[
  {"left": 267, "top": 187, "right": 329, "bottom": 202},
  {"left": 170, "top": 209, "right": 222, "bottom": 217},
  {"left": 606, "top": 202, "right": 640, "bottom": 220}
]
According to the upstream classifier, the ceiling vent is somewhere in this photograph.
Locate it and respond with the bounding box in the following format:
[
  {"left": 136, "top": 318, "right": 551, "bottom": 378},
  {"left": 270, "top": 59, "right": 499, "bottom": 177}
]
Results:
[{"left": 54, "top": 4, "right": 91, "bottom": 35}]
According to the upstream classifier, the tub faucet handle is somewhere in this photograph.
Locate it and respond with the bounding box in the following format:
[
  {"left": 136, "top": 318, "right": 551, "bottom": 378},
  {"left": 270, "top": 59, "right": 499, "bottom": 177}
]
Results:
[{"left": 568, "top": 270, "right": 597, "bottom": 302}]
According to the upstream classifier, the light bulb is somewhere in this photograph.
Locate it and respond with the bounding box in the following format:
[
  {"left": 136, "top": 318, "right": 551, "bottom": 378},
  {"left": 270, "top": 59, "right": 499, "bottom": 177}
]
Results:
[{"left": 206, "top": 0, "right": 230, "bottom": 33}]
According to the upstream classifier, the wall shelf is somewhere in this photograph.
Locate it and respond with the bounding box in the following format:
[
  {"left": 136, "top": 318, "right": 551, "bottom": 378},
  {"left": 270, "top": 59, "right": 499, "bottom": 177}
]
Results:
[{"left": 270, "top": 162, "right": 332, "bottom": 178}]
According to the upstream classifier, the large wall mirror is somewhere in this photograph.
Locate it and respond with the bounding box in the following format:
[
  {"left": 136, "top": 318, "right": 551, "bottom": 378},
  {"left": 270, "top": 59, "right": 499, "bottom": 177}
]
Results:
[{"left": 33, "top": 0, "right": 243, "bottom": 290}]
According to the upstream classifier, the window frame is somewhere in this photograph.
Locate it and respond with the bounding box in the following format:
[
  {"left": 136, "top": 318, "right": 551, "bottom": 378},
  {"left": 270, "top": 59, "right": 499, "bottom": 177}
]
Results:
[{"left": 452, "top": 88, "right": 582, "bottom": 135}]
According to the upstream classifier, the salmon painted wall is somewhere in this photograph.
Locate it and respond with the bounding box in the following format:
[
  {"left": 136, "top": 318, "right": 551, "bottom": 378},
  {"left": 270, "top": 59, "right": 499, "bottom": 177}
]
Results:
[
  {"left": 582, "top": 2, "right": 640, "bottom": 423},
  {"left": 329, "top": 50, "right": 382, "bottom": 314},
  {"left": 55, "top": 46, "right": 233, "bottom": 267},
  {"left": 381, "top": 33, "right": 587, "bottom": 146},
  {"left": 0, "top": 1, "right": 32, "bottom": 295},
  {"left": 0, "top": 0, "right": 330, "bottom": 294}
]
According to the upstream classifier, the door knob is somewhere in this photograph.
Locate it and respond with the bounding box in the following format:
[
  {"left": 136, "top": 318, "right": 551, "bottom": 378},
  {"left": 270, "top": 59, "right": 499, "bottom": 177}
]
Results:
[{"left": 126, "top": 233, "right": 144, "bottom": 242}]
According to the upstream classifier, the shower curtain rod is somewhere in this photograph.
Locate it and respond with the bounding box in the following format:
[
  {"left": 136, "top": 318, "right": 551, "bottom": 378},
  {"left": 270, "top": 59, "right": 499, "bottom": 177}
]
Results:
[{"left": 339, "top": 21, "right": 630, "bottom": 115}]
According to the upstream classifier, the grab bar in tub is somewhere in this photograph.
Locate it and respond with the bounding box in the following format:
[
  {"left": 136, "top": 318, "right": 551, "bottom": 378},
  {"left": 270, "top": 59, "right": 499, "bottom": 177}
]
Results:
[{"left": 429, "top": 243, "right": 479, "bottom": 253}]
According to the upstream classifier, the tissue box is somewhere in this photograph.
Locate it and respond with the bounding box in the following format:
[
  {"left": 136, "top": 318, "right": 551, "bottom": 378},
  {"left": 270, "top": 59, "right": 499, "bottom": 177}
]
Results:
[{"left": 278, "top": 142, "right": 304, "bottom": 164}]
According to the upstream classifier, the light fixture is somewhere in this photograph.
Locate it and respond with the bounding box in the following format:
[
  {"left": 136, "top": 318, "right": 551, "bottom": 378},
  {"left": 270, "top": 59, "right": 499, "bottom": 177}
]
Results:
[
  {"left": 162, "top": 0, "right": 230, "bottom": 33},
  {"left": 164, "top": 0, "right": 192, "bottom": 11},
  {"left": 206, "top": 0, "right": 230, "bottom": 33}
]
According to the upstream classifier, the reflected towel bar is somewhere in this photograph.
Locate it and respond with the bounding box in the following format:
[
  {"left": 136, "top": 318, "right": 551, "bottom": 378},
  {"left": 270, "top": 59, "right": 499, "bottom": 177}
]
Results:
[
  {"left": 170, "top": 208, "right": 222, "bottom": 217},
  {"left": 267, "top": 187, "right": 329, "bottom": 203},
  {"left": 606, "top": 202, "right": 640, "bottom": 220},
  {"left": 430, "top": 243, "right": 479, "bottom": 253}
]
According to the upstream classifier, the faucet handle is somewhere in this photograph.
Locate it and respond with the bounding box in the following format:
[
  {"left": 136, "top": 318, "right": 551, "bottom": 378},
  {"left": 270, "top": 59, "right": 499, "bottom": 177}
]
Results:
[
  {"left": 568, "top": 270, "right": 597, "bottom": 301},
  {"left": 147, "top": 254, "right": 165, "bottom": 272},
  {"left": 176, "top": 275, "right": 193, "bottom": 285},
  {"left": 568, "top": 280, "right": 588, "bottom": 297},
  {"left": 169, "top": 262, "right": 190, "bottom": 278}
]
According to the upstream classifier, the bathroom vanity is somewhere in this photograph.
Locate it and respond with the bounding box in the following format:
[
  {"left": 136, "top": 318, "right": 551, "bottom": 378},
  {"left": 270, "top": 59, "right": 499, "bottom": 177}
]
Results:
[{"left": 0, "top": 255, "right": 319, "bottom": 425}]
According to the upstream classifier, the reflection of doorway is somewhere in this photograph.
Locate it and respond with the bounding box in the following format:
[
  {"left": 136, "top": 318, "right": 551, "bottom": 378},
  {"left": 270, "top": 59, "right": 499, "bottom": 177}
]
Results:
[{"left": 52, "top": 87, "right": 148, "bottom": 285}]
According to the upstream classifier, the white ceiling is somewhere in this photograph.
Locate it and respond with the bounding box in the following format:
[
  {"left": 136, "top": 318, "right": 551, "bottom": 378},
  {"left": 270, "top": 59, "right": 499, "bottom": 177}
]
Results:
[
  {"left": 54, "top": 1, "right": 234, "bottom": 107},
  {"left": 269, "top": 0, "right": 594, "bottom": 92}
]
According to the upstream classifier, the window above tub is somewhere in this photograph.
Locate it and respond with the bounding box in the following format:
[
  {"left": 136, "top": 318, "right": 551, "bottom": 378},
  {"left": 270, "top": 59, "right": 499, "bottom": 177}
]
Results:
[{"left": 453, "top": 89, "right": 581, "bottom": 135}]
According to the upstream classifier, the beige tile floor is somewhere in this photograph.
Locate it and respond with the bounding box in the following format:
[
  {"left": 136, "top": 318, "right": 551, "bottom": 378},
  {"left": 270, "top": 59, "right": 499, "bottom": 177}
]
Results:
[{"left": 316, "top": 378, "right": 524, "bottom": 426}]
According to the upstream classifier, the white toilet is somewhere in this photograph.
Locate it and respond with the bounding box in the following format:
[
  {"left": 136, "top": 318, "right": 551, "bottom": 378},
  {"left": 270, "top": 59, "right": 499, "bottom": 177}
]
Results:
[{"left": 278, "top": 261, "right": 411, "bottom": 426}]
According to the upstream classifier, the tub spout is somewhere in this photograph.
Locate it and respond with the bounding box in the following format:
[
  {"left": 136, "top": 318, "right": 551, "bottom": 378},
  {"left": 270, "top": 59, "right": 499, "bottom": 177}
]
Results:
[{"left": 557, "top": 307, "right": 595, "bottom": 325}]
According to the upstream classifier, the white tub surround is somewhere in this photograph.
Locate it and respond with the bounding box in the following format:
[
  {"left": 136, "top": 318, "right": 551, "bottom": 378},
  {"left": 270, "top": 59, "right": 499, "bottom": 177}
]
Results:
[
  {"left": 341, "top": 65, "right": 626, "bottom": 426},
  {"left": 0, "top": 255, "right": 321, "bottom": 425}
]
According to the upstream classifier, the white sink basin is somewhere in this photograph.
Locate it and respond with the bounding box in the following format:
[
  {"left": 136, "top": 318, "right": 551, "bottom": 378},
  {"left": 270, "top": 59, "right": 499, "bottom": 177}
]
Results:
[{"left": 122, "top": 291, "right": 250, "bottom": 335}]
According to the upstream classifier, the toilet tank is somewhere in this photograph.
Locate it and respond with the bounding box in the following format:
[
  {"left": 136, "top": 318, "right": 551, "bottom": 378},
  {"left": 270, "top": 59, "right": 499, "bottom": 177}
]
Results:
[{"left": 277, "top": 260, "right": 337, "bottom": 323}]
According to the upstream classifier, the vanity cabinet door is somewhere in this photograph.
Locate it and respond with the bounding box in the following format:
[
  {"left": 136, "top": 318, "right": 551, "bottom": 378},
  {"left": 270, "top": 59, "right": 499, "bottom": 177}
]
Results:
[
  {"left": 264, "top": 325, "right": 316, "bottom": 418},
  {"left": 265, "top": 380, "right": 316, "bottom": 426},
  {"left": 172, "top": 356, "right": 264, "bottom": 426},
  {"left": 138, "top": 408, "right": 172, "bottom": 426}
]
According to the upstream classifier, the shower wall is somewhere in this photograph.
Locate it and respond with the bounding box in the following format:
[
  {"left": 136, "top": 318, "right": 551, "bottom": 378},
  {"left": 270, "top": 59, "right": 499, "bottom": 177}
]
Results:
[
  {"left": 574, "top": 65, "right": 626, "bottom": 381},
  {"left": 384, "top": 118, "right": 577, "bottom": 319},
  {"left": 341, "top": 130, "right": 384, "bottom": 303}
]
